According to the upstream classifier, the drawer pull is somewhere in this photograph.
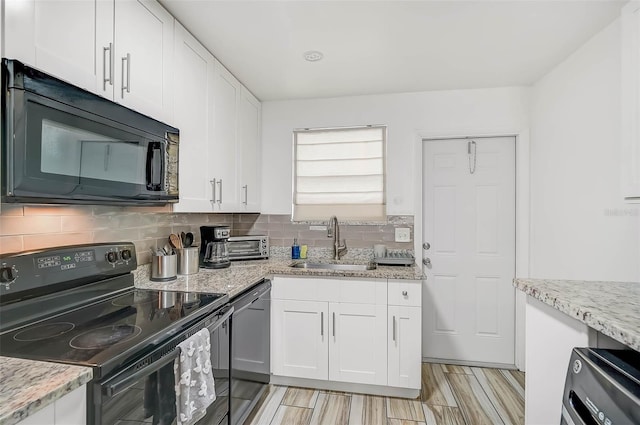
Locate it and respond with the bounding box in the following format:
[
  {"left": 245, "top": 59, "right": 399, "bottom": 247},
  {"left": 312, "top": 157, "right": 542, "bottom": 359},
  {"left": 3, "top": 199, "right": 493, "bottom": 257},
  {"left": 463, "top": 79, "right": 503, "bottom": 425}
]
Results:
[{"left": 402, "top": 291, "right": 408, "bottom": 296}]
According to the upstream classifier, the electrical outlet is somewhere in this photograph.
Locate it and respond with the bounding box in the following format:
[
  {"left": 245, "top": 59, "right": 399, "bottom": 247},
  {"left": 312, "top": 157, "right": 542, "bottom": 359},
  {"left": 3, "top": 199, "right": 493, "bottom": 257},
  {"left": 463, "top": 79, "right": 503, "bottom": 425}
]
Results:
[
  {"left": 309, "top": 225, "right": 327, "bottom": 231},
  {"left": 395, "top": 227, "right": 411, "bottom": 242}
]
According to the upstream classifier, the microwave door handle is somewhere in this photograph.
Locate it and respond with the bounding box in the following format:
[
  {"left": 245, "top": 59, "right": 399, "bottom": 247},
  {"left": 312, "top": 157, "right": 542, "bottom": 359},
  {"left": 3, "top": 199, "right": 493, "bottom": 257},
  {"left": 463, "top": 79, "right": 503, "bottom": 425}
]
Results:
[
  {"left": 145, "top": 142, "right": 164, "bottom": 191},
  {"left": 103, "top": 305, "right": 233, "bottom": 399}
]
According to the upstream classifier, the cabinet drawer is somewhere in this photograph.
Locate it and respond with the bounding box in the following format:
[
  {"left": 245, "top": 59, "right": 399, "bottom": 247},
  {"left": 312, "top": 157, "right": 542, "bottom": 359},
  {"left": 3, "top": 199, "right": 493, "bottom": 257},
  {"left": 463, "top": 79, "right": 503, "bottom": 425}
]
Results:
[
  {"left": 272, "top": 276, "right": 387, "bottom": 304},
  {"left": 388, "top": 280, "right": 421, "bottom": 307}
]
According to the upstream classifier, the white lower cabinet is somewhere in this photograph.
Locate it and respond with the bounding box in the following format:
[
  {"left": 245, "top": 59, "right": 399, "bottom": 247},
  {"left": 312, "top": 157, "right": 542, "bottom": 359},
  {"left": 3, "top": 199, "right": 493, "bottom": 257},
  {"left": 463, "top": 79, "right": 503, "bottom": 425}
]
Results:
[
  {"left": 271, "top": 299, "right": 328, "bottom": 380},
  {"left": 387, "top": 279, "right": 422, "bottom": 389},
  {"left": 271, "top": 276, "right": 421, "bottom": 393},
  {"left": 18, "top": 385, "right": 86, "bottom": 425},
  {"left": 328, "top": 302, "right": 387, "bottom": 385}
]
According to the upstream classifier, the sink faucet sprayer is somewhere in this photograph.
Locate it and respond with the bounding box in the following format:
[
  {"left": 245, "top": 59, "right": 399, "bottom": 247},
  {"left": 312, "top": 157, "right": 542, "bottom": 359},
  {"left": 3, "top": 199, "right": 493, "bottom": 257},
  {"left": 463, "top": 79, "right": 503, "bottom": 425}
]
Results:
[{"left": 327, "top": 216, "right": 347, "bottom": 260}]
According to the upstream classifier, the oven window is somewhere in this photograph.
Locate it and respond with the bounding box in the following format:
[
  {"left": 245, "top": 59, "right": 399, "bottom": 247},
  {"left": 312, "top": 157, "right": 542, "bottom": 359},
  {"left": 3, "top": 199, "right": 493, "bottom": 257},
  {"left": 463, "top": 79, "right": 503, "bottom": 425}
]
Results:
[{"left": 229, "top": 240, "right": 260, "bottom": 254}]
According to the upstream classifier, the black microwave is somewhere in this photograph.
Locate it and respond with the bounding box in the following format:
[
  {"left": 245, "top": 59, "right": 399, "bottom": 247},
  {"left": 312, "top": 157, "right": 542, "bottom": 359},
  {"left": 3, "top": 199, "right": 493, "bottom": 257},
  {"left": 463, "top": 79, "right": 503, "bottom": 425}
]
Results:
[{"left": 1, "top": 59, "right": 179, "bottom": 205}]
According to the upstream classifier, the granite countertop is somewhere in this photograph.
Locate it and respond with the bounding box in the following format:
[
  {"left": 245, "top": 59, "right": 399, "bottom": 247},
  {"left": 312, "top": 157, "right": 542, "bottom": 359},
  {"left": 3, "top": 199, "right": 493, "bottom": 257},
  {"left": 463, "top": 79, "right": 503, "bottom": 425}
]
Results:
[
  {"left": 135, "top": 257, "right": 423, "bottom": 297},
  {"left": 514, "top": 278, "right": 640, "bottom": 351},
  {"left": 0, "top": 357, "right": 92, "bottom": 425}
]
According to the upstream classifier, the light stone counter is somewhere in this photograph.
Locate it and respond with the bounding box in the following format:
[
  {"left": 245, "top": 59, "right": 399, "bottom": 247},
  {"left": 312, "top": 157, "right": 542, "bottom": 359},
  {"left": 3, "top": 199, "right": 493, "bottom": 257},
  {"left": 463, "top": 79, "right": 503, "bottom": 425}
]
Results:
[
  {"left": 0, "top": 357, "right": 92, "bottom": 425},
  {"left": 134, "top": 258, "right": 424, "bottom": 297},
  {"left": 514, "top": 278, "right": 640, "bottom": 351}
]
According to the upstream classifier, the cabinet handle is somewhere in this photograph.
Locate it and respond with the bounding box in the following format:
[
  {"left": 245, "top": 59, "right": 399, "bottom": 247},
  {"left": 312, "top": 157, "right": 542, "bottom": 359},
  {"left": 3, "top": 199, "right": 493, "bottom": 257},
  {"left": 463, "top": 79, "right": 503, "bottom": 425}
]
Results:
[
  {"left": 210, "top": 179, "right": 216, "bottom": 204},
  {"left": 393, "top": 316, "right": 397, "bottom": 342},
  {"left": 103, "top": 43, "right": 113, "bottom": 90},
  {"left": 121, "top": 53, "right": 131, "bottom": 97},
  {"left": 217, "top": 180, "right": 223, "bottom": 204},
  {"left": 402, "top": 291, "right": 408, "bottom": 296},
  {"left": 242, "top": 185, "right": 248, "bottom": 205},
  {"left": 332, "top": 312, "right": 336, "bottom": 337},
  {"left": 321, "top": 312, "right": 324, "bottom": 336}
]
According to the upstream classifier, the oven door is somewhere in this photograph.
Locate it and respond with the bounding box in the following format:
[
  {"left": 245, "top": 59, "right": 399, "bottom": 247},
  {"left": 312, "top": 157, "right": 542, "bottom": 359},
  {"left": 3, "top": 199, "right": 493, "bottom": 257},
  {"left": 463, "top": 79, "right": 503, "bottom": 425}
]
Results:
[{"left": 92, "top": 305, "right": 233, "bottom": 425}]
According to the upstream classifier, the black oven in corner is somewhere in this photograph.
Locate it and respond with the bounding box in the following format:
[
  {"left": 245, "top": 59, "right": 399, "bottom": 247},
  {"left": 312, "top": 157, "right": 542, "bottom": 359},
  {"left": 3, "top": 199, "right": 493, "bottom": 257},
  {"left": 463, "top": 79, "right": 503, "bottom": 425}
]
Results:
[{"left": 1, "top": 58, "right": 179, "bottom": 205}]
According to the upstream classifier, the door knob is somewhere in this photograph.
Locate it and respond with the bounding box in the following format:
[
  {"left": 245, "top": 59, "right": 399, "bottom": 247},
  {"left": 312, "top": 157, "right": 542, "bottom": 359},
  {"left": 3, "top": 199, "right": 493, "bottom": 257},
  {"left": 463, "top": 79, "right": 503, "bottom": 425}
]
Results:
[
  {"left": 423, "top": 258, "right": 432, "bottom": 268},
  {"left": 423, "top": 242, "right": 430, "bottom": 250}
]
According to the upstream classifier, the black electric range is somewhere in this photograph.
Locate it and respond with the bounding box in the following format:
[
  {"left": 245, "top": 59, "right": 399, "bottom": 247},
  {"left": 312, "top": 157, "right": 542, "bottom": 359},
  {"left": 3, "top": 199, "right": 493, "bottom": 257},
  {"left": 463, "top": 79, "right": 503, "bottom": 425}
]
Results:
[{"left": 0, "top": 243, "right": 232, "bottom": 425}]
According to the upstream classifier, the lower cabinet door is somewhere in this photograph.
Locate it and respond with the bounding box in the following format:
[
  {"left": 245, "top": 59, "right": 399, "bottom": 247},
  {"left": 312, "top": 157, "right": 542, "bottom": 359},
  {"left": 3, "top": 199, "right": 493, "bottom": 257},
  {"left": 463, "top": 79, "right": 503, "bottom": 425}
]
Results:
[
  {"left": 271, "top": 299, "right": 328, "bottom": 380},
  {"left": 328, "top": 302, "right": 388, "bottom": 385},
  {"left": 388, "top": 305, "right": 422, "bottom": 389}
]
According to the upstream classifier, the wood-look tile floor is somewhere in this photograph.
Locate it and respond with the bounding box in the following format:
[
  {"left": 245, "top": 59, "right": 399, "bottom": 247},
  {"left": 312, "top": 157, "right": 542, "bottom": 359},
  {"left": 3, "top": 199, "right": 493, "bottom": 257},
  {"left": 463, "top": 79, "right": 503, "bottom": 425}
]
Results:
[{"left": 245, "top": 363, "right": 525, "bottom": 425}]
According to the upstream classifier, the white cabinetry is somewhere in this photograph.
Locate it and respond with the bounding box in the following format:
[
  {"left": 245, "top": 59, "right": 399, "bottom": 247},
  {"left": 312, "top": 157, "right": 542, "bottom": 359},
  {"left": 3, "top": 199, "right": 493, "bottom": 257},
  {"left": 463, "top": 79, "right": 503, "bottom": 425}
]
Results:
[
  {"left": 387, "top": 280, "right": 421, "bottom": 389},
  {"left": 271, "top": 277, "right": 388, "bottom": 387},
  {"left": 4, "top": 0, "right": 174, "bottom": 123},
  {"left": 209, "top": 61, "right": 263, "bottom": 212},
  {"left": 172, "top": 22, "right": 216, "bottom": 212},
  {"left": 622, "top": 0, "right": 640, "bottom": 201},
  {"left": 238, "top": 87, "right": 262, "bottom": 211},
  {"left": 271, "top": 276, "right": 421, "bottom": 395},
  {"left": 271, "top": 299, "right": 329, "bottom": 380},
  {"left": 17, "top": 385, "right": 86, "bottom": 425}
]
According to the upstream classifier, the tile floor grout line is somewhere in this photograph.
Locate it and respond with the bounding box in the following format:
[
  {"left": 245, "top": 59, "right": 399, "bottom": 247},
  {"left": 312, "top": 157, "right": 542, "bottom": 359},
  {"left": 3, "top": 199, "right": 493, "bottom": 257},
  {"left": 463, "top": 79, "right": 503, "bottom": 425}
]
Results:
[{"left": 471, "top": 367, "right": 512, "bottom": 425}]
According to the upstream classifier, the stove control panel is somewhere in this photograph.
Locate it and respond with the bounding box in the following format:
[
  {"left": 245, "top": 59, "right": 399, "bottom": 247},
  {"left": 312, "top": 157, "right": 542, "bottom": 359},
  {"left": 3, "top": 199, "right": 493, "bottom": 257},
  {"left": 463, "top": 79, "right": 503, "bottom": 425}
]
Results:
[{"left": 0, "top": 243, "right": 137, "bottom": 294}]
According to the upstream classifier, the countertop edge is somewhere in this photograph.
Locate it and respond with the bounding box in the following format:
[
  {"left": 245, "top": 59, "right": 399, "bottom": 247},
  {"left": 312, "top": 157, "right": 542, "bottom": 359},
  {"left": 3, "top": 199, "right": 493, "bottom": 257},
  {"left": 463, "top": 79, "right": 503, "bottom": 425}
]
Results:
[
  {"left": 514, "top": 278, "right": 640, "bottom": 351},
  {"left": 0, "top": 358, "right": 93, "bottom": 425}
]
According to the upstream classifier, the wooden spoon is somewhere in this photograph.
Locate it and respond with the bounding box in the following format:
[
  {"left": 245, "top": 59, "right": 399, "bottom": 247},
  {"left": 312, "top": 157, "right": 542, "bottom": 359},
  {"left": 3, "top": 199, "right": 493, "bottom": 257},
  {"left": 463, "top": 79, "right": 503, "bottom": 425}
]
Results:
[{"left": 169, "top": 233, "right": 182, "bottom": 250}]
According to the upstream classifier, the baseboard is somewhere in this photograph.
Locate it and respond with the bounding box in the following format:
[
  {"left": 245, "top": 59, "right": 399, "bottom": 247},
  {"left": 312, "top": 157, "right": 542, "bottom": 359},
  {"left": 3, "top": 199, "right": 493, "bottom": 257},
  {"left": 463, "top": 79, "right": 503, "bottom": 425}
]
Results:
[
  {"left": 270, "top": 375, "right": 421, "bottom": 399},
  {"left": 422, "top": 357, "right": 520, "bottom": 371}
]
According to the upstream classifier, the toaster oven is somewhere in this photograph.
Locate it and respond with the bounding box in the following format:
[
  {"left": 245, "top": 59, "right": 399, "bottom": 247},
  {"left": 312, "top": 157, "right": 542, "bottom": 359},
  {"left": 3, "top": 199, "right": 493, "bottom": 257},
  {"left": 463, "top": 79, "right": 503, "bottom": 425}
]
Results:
[{"left": 228, "top": 236, "right": 269, "bottom": 260}]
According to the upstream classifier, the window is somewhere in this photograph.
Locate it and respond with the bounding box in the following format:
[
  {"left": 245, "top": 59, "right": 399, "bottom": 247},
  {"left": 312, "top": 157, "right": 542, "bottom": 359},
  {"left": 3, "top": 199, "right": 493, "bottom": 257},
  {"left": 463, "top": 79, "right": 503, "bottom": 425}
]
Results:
[{"left": 292, "top": 125, "right": 386, "bottom": 221}]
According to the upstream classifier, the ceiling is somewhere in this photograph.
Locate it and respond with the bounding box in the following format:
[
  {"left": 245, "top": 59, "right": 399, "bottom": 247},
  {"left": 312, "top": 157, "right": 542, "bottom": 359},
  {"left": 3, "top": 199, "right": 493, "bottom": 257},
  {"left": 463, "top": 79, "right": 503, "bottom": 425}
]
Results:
[{"left": 160, "top": 0, "right": 627, "bottom": 101}]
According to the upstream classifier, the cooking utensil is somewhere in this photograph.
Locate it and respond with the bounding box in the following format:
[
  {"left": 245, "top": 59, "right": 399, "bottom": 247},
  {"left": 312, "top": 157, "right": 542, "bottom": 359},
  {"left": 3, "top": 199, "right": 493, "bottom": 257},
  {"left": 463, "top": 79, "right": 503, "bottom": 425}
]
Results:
[
  {"left": 181, "top": 231, "right": 187, "bottom": 246},
  {"left": 169, "top": 233, "right": 182, "bottom": 250},
  {"left": 184, "top": 232, "right": 194, "bottom": 248},
  {"left": 163, "top": 243, "right": 173, "bottom": 256}
]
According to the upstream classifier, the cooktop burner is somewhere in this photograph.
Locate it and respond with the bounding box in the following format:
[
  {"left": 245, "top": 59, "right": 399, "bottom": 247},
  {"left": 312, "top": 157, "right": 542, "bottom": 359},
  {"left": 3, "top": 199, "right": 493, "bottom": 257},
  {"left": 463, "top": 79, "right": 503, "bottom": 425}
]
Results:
[
  {"left": 69, "top": 324, "right": 142, "bottom": 350},
  {"left": 13, "top": 322, "right": 75, "bottom": 342}
]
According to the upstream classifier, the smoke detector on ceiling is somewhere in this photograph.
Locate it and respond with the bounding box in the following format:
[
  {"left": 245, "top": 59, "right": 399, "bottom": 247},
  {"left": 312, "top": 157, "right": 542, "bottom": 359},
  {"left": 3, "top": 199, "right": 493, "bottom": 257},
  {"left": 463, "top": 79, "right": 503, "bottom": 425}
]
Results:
[{"left": 303, "top": 51, "right": 324, "bottom": 62}]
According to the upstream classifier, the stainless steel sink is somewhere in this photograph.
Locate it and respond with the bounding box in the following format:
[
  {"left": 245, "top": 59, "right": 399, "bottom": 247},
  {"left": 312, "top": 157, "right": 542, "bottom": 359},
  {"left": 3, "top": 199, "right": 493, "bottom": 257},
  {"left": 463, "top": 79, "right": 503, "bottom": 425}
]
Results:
[{"left": 289, "top": 262, "right": 377, "bottom": 271}]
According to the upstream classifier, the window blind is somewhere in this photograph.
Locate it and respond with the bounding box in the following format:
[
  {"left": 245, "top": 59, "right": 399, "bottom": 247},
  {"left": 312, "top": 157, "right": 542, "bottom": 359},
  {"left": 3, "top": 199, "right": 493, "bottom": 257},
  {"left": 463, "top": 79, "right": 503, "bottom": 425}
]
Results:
[{"left": 292, "top": 126, "right": 386, "bottom": 221}]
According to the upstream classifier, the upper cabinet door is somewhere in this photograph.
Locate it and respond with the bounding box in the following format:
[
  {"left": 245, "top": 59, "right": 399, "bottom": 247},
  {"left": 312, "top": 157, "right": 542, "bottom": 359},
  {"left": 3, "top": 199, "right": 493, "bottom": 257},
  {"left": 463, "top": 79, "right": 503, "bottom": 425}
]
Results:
[
  {"left": 212, "top": 60, "right": 242, "bottom": 210},
  {"left": 172, "top": 23, "right": 216, "bottom": 212},
  {"left": 238, "top": 87, "right": 262, "bottom": 212},
  {"left": 4, "top": 0, "right": 113, "bottom": 95},
  {"left": 113, "top": 0, "right": 174, "bottom": 123},
  {"left": 622, "top": 0, "right": 640, "bottom": 202}
]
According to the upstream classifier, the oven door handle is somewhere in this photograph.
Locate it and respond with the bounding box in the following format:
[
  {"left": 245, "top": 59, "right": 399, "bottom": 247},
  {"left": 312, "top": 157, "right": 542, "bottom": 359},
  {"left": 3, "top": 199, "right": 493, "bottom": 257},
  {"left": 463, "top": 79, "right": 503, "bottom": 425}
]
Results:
[{"left": 102, "top": 305, "right": 233, "bottom": 399}]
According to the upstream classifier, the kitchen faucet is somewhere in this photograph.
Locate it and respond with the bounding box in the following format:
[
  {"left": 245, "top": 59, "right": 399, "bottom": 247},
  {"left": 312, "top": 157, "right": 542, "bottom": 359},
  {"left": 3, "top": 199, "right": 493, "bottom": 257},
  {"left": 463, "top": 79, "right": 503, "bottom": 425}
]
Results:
[{"left": 327, "top": 215, "right": 347, "bottom": 260}]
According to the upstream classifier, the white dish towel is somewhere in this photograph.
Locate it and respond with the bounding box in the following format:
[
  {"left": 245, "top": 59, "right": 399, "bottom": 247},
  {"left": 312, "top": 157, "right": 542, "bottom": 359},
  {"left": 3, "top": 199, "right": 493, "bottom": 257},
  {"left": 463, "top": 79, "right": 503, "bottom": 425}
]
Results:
[{"left": 174, "top": 328, "right": 216, "bottom": 425}]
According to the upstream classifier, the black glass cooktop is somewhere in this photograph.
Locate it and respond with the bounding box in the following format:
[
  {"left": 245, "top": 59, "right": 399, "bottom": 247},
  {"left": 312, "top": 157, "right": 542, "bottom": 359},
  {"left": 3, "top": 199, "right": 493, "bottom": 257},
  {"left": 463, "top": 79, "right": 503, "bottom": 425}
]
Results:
[{"left": 0, "top": 288, "right": 227, "bottom": 378}]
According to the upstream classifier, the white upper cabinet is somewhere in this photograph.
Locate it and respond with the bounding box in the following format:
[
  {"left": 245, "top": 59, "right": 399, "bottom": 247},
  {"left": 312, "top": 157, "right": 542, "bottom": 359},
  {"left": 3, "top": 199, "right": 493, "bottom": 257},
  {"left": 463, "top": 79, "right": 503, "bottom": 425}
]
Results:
[
  {"left": 238, "top": 87, "right": 262, "bottom": 212},
  {"left": 622, "top": 0, "right": 640, "bottom": 202},
  {"left": 172, "top": 22, "right": 216, "bottom": 212},
  {"left": 4, "top": 0, "right": 174, "bottom": 124},
  {"left": 112, "top": 0, "right": 174, "bottom": 123},
  {"left": 211, "top": 60, "right": 242, "bottom": 210},
  {"left": 4, "top": 0, "right": 108, "bottom": 93}
]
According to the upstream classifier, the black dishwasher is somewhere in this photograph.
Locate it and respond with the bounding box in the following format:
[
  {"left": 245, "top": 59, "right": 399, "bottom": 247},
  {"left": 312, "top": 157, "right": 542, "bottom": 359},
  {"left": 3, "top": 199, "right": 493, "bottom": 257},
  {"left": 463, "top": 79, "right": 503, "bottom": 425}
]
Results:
[
  {"left": 561, "top": 348, "right": 640, "bottom": 425},
  {"left": 229, "top": 280, "right": 271, "bottom": 425}
]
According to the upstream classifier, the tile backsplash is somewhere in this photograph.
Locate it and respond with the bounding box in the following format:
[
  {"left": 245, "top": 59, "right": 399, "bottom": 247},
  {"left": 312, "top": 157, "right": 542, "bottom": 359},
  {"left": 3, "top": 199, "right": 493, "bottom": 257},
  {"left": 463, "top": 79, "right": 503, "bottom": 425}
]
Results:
[{"left": 0, "top": 204, "right": 414, "bottom": 263}]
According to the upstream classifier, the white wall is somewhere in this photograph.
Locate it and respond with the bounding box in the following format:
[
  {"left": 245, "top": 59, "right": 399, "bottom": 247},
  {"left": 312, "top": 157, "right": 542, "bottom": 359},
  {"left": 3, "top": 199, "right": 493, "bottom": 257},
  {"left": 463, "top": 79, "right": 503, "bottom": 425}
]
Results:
[
  {"left": 530, "top": 18, "right": 640, "bottom": 281},
  {"left": 261, "top": 87, "right": 530, "bottom": 216}
]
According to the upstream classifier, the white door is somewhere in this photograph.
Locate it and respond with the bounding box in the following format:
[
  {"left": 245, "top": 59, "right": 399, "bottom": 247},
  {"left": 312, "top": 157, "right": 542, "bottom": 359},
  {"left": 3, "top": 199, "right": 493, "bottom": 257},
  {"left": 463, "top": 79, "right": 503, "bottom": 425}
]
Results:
[
  {"left": 212, "top": 61, "right": 241, "bottom": 210},
  {"left": 172, "top": 22, "right": 216, "bottom": 212},
  {"left": 422, "top": 137, "right": 516, "bottom": 365},
  {"left": 238, "top": 87, "right": 262, "bottom": 212},
  {"left": 114, "top": 0, "right": 173, "bottom": 122},
  {"left": 271, "top": 299, "right": 328, "bottom": 380},
  {"left": 388, "top": 305, "right": 422, "bottom": 389},
  {"left": 4, "top": 0, "right": 112, "bottom": 95},
  {"left": 328, "top": 302, "right": 387, "bottom": 385}
]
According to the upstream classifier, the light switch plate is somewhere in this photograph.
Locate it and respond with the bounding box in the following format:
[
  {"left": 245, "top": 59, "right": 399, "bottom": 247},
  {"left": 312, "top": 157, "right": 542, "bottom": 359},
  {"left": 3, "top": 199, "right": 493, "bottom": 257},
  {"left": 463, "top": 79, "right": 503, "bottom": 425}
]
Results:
[{"left": 395, "top": 227, "right": 411, "bottom": 242}]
